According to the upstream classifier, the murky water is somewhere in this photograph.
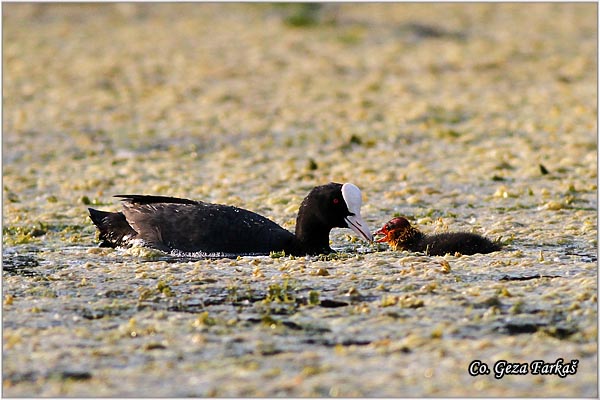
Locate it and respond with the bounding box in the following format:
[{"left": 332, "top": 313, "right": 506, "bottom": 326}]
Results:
[{"left": 3, "top": 3, "right": 597, "bottom": 397}]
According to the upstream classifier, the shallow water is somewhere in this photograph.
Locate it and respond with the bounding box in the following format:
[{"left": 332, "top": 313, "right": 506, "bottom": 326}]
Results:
[{"left": 3, "top": 3, "right": 597, "bottom": 397}]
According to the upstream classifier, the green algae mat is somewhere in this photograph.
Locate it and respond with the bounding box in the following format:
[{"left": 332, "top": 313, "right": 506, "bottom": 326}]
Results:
[{"left": 2, "top": 3, "right": 597, "bottom": 397}]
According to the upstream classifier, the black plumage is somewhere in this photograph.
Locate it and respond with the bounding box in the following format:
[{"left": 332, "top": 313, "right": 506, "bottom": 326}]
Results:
[{"left": 88, "top": 183, "right": 372, "bottom": 256}]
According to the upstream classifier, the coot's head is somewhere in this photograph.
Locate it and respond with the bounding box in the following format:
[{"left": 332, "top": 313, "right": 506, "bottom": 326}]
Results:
[
  {"left": 374, "top": 217, "right": 417, "bottom": 248},
  {"left": 296, "top": 182, "right": 373, "bottom": 243}
]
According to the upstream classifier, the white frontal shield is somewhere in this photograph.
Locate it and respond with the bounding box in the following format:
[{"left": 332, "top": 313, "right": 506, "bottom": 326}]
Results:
[{"left": 341, "top": 183, "right": 373, "bottom": 242}]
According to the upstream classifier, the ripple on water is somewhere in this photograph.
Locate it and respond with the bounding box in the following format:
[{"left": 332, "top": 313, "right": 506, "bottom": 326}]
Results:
[{"left": 2, "top": 250, "right": 41, "bottom": 277}]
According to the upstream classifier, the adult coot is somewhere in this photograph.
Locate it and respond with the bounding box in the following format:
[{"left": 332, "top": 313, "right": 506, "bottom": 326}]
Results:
[
  {"left": 88, "top": 182, "right": 373, "bottom": 256},
  {"left": 374, "top": 217, "right": 501, "bottom": 256}
]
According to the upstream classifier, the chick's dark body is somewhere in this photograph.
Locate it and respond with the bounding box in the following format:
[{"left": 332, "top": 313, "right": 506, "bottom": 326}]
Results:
[
  {"left": 376, "top": 217, "right": 501, "bottom": 256},
  {"left": 403, "top": 230, "right": 501, "bottom": 256}
]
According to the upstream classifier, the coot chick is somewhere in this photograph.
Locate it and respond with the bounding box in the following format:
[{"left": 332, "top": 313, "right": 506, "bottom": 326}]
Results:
[
  {"left": 88, "top": 182, "right": 373, "bottom": 256},
  {"left": 374, "top": 217, "right": 501, "bottom": 256}
]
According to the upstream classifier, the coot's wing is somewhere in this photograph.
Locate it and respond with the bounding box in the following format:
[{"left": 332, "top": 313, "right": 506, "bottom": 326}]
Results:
[{"left": 120, "top": 201, "right": 295, "bottom": 255}]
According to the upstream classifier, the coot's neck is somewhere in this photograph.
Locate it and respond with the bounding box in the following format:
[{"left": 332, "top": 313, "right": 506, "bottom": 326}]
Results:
[{"left": 294, "top": 213, "right": 333, "bottom": 255}]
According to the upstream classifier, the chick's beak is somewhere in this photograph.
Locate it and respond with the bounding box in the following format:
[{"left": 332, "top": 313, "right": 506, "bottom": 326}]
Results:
[{"left": 374, "top": 226, "right": 389, "bottom": 243}]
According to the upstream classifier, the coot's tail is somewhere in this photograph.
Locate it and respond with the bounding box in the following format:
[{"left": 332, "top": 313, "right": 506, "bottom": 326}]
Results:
[{"left": 88, "top": 208, "right": 137, "bottom": 248}]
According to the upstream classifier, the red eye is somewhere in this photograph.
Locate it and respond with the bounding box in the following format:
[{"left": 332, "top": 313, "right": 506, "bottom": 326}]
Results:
[{"left": 333, "top": 198, "right": 339, "bottom": 204}]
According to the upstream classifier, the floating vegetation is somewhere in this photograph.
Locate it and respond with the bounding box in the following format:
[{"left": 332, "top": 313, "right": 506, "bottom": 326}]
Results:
[
  {"left": 2, "top": 3, "right": 596, "bottom": 398},
  {"left": 156, "top": 280, "right": 174, "bottom": 297},
  {"left": 314, "top": 252, "right": 351, "bottom": 262},
  {"left": 265, "top": 280, "right": 295, "bottom": 304},
  {"left": 380, "top": 295, "right": 399, "bottom": 307},
  {"left": 397, "top": 295, "right": 425, "bottom": 309},
  {"left": 311, "top": 267, "right": 330, "bottom": 277},
  {"left": 439, "top": 260, "right": 452, "bottom": 274},
  {"left": 3, "top": 224, "right": 46, "bottom": 245},
  {"left": 280, "top": 3, "right": 323, "bottom": 28},
  {"left": 306, "top": 158, "right": 318, "bottom": 171},
  {"left": 269, "top": 250, "right": 286, "bottom": 259},
  {"left": 308, "top": 290, "right": 320, "bottom": 305},
  {"left": 194, "top": 311, "right": 217, "bottom": 327}
]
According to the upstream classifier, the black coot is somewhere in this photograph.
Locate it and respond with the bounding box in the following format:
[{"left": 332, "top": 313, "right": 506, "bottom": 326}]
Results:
[
  {"left": 88, "top": 182, "right": 372, "bottom": 256},
  {"left": 374, "top": 217, "right": 501, "bottom": 256}
]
